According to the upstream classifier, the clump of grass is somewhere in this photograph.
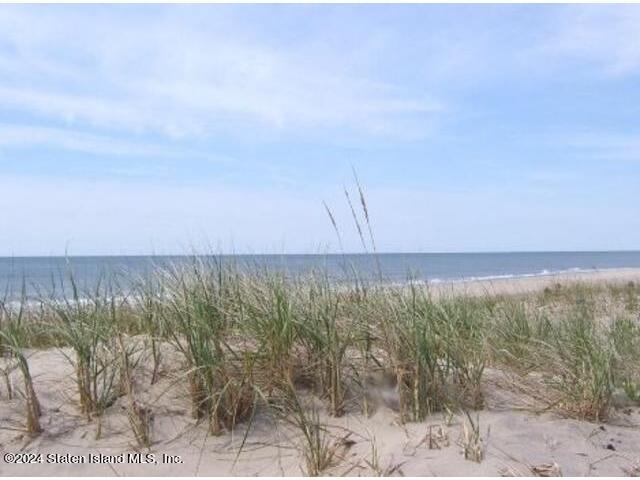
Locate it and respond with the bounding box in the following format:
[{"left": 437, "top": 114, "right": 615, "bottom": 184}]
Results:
[
  {"left": 298, "top": 276, "right": 352, "bottom": 416},
  {"left": 0, "top": 318, "right": 42, "bottom": 435},
  {"left": 378, "top": 284, "right": 447, "bottom": 422},
  {"left": 608, "top": 281, "right": 640, "bottom": 313},
  {"left": 610, "top": 314, "right": 640, "bottom": 403},
  {"left": 274, "top": 383, "right": 339, "bottom": 476},
  {"left": 458, "top": 411, "right": 485, "bottom": 463},
  {"left": 161, "top": 259, "right": 255, "bottom": 435},
  {"left": 434, "top": 297, "right": 488, "bottom": 409},
  {"left": 298, "top": 406, "right": 337, "bottom": 476},
  {"left": 491, "top": 300, "right": 553, "bottom": 372},
  {"left": 0, "top": 296, "right": 18, "bottom": 399},
  {"left": 542, "top": 296, "right": 614, "bottom": 421},
  {"left": 375, "top": 286, "right": 490, "bottom": 420},
  {"left": 241, "top": 273, "right": 298, "bottom": 391},
  {"left": 491, "top": 286, "right": 627, "bottom": 419},
  {"left": 48, "top": 274, "right": 122, "bottom": 421}
]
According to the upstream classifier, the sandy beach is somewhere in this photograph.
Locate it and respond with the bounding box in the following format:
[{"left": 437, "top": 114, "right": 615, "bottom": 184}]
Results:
[
  {"left": 1, "top": 268, "right": 640, "bottom": 477},
  {"left": 5, "top": 2, "right": 640, "bottom": 477},
  {"left": 432, "top": 267, "right": 640, "bottom": 297}
]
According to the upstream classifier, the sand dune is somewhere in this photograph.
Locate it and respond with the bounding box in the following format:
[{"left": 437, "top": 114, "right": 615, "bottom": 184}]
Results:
[{"left": 1, "top": 269, "right": 640, "bottom": 476}]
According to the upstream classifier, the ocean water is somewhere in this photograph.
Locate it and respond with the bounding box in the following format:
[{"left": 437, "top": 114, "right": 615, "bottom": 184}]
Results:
[{"left": 1, "top": 251, "right": 640, "bottom": 300}]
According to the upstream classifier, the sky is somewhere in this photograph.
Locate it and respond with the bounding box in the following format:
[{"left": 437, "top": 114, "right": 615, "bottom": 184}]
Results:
[{"left": 1, "top": 4, "right": 639, "bottom": 256}]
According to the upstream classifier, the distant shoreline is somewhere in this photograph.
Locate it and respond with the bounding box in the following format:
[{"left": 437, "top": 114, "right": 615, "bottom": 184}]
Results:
[
  {"left": 427, "top": 266, "right": 640, "bottom": 297},
  {"left": 4, "top": 266, "right": 640, "bottom": 308},
  {"left": 3, "top": 255, "right": 640, "bottom": 476},
  {"left": 2, "top": 253, "right": 640, "bottom": 302}
]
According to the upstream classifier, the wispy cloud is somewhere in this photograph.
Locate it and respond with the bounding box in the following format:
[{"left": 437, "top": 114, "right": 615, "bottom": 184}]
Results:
[
  {"left": 541, "top": 5, "right": 640, "bottom": 76},
  {"left": 0, "top": 124, "right": 240, "bottom": 164},
  {"left": 1, "top": 5, "right": 639, "bottom": 254},
  {"left": 561, "top": 131, "right": 640, "bottom": 160},
  {"left": 0, "top": 124, "right": 157, "bottom": 157},
  {"left": 0, "top": 6, "right": 442, "bottom": 141}
]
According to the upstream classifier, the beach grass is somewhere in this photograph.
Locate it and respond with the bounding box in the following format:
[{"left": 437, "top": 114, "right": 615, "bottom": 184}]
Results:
[
  {"left": 47, "top": 275, "right": 124, "bottom": 423},
  {"left": 0, "top": 318, "right": 42, "bottom": 435},
  {"left": 1, "top": 261, "right": 640, "bottom": 461}
]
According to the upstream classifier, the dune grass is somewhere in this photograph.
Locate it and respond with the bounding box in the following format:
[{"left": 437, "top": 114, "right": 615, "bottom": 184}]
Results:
[
  {"left": 160, "top": 259, "right": 256, "bottom": 435},
  {"left": 0, "top": 317, "right": 42, "bottom": 435},
  {"left": 47, "top": 276, "right": 123, "bottom": 422},
  {"left": 1, "top": 259, "right": 639, "bottom": 456},
  {"left": 2, "top": 178, "right": 638, "bottom": 471}
]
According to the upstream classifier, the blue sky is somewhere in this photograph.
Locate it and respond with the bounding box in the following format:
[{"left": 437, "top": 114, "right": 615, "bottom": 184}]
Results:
[{"left": 1, "top": 4, "right": 639, "bottom": 255}]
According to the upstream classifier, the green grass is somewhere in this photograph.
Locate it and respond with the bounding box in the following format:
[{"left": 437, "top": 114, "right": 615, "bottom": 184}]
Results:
[
  {"left": 131, "top": 273, "right": 166, "bottom": 385},
  {"left": 383, "top": 285, "right": 448, "bottom": 421},
  {"left": 280, "top": 383, "right": 338, "bottom": 476},
  {"left": 297, "top": 275, "right": 352, "bottom": 417},
  {"left": 0, "top": 318, "right": 42, "bottom": 435},
  {"left": 2, "top": 262, "right": 639, "bottom": 448},
  {"left": 160, "top": 258, "right": 255, "bottom": 434},
  {"left": 610, "top": 314, "right": 640, "bottom": 403},
  {"left": 3, "top": 179, "right": 638, "bottom": 469},
  {"left": 545, "top": 300, "right": 614, "bottom": 421},
  {"left": 47, "top": 274, "right": 122, "bottom": 421}
]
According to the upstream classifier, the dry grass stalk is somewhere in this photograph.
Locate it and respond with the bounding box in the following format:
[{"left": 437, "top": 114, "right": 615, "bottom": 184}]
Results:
[
  {"left": 458, "top": 411, "right": 484, "bottom": 463},
  {"left": 130, "top": 275, "right": 166, "bottom": 385},
  {"left": 422, "top": 424, "right": 449, "bottom": 450},
  {"left": 530, "top": 462, "right": 562, "bottom": 477},
  {"left": 2, "top": 366, "right": 13, "bottom": 399},
  {"left": 365, "top": 434, "right": 403, "bottom": 476},
  {"left": 298, "top": 408, "right": 337, "bottom": 475},
  {"left": 128, "top": 400, "right": 153, "bottom": 448},
  {"left": 23, "top": 364, "right": 42, "bottom": 435},
  {"left": 499, "top": 464, "right": 527, "bottom": 476},
  {"left": 623, "top": 459, "right": 640, "bottom": 477},
  {"left": 0, "top": 325, "right": 42, "bottom": 435},
  {"left": 118, "top": 335, "right": 153, "bottom": 448},
  {"left": 273, "top": 383, "right": 340, "bottom": 476}
]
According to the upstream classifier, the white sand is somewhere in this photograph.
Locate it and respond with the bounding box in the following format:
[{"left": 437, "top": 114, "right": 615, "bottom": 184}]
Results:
[
  {"left": 1, "top": 269, "right": 640, "bottom": 476},
  {"left": 430, "top": 267, "right": 640, "bottom": 297}
]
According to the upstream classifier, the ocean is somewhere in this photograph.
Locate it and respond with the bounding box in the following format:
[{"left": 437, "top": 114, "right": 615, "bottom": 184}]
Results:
[{"left": 1, "top": 251, "right": 640, "bottom": 301}]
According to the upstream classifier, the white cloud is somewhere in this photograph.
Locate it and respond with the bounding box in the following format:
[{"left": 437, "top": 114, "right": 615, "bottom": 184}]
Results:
[
  {"left": 0, "top": 6, "right": 442, "bottom": 141},
  {"left": 0, "top": 87, "right": 156, "bottom": 135},
  {"left": 0, "top": 124, "right": 155, "bottom": 157},
  {"left": 561, "top": 131, "right": 640, "bottom": 160},
  {"left": 543, "top": 5, "right": 640, "bottom": 76},
  {"left": 0, "top": 124, "right": 239, "bottom": 165}
]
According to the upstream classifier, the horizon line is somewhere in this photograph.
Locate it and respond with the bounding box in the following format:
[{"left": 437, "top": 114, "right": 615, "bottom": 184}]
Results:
[{"left": 2, "top": 249, "right": 640, "bottom": 259}]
